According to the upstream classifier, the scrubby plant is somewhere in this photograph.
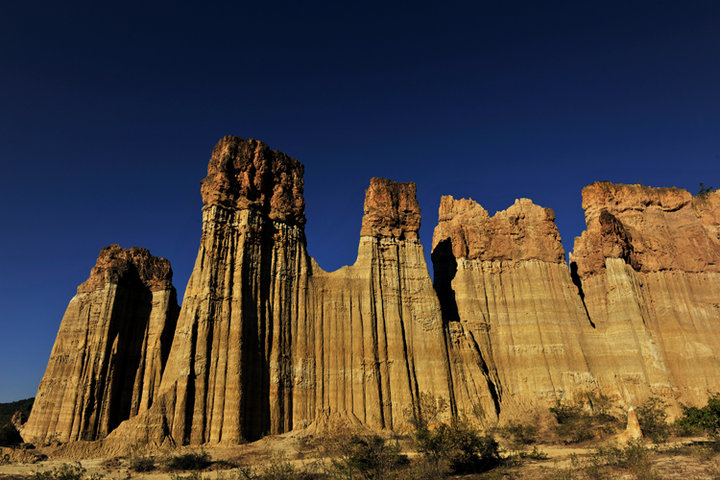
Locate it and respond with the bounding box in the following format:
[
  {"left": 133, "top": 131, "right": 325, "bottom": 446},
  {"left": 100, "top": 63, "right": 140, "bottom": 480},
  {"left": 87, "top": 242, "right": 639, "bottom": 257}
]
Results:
[
  {"left": 234, "top": 460, "right": 319, "bottom": 480},
  {"left": 550, "top": 399, "right": 595, "bottom": 444},
  {"left": 169, "top": 473, "right": 202, "bottom": 480},
  {"left": 33, "top": 462, "right": 104, "bottom": 480},
  {"left": 328, "top": 434, "right": 408, "bottom": 480},
  {"left": 549, "top": 392, "right": 623, "bottom": 444},
  {"left": 500, "top": 419, "right": 538, "bottom": 446},
  {"left": 636, "top": 397, "right": 670, "bottom": 443},
  {"left": 414, "top": 414, "right": 500, "bottom": 475},
  {"left": 675, "top": 392, "right": 720, "bottom": 437},
  {"left": 127, "top": 453, "right": 155, "bottom": 472},
  {"left": 698, "top": 182, "right": 717, "bottom": 197},
  {"left": 587, "top": 440, "right": 659, "bottom": 480},
  {"left": 164, "top": 450, "right": 211, "bottom": 471}
]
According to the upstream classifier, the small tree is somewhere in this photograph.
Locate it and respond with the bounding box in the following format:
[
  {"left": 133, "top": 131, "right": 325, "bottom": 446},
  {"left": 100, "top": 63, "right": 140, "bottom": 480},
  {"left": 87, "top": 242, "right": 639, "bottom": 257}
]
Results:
[
  {"left": 330, "top": 434, "right": 407, "bottom": 480},
  {"left": 636, "top": 397, "right": 669, "bottom": 443},
  {"left": 414, "top": 415, "right": 500, "bottom": 475},
  {"left": 698, "top": 182, "right": 717, "bottom": 197}
]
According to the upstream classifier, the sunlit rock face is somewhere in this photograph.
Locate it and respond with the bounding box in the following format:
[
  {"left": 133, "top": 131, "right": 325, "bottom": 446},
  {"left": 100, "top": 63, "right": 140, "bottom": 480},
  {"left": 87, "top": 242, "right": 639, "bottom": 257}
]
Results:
[
  {"left": 28, "top": 138, "right": 720, "bottom": 446},
  {"left": 108, "top": 139, "right": 458, "bottom": 445},
  {"left": 23, "top": 245, "right": 179, "bottom": 443},
  {"left": 431, "top": 196, "right": 597, "bottom": 417},
  {"left": 571, "top": 182, "right": 720, "bottom": 406}
]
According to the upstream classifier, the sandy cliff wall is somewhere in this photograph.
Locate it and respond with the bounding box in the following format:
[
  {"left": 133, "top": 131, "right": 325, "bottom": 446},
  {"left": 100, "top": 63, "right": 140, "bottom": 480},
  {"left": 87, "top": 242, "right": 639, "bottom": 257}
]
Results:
[
  {"left": 299, "top": 178, "right": 457, "bottom": 431},
  {"left": 109, "top": 139, "right": 460, "bottom": 445},
  {"left": 571, "top": 182, "right": 720, "bottom": 405},
  {"left": 27, "top": 137, "right": 720, "bottom": 446},
  {"left": 23, "top": 245, "right": 178, "bottom": 443},
  {"left": 431, "top": 197, "right": 597, "bottom": 416}
]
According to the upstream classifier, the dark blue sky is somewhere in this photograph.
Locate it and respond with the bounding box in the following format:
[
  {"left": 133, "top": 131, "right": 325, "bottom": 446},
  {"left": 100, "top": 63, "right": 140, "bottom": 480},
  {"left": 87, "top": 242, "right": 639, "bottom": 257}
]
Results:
[{"left": 1, "top": 1, "right": 718, "bottom": 402}]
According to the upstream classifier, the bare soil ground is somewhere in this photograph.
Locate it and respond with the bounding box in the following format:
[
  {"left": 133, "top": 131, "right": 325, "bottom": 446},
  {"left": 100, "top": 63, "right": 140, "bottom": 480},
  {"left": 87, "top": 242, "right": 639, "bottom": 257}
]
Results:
[{"left": 2, "top": 434, "right": 720, "bottom": 480}]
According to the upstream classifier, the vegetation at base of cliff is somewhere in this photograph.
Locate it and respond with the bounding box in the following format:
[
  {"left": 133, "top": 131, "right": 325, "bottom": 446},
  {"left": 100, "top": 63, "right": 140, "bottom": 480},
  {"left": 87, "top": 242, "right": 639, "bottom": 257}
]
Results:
[
  {"left": 0, "top": 423, "right": 23, "bottom": 447},
  {"left": 164, "top": 451, "right": 211, "bottom": 471},
  {"left": 674, "top": 392, "right": 720, "bottom": 437},
  {"left": 549, "top": 391, "right": 623, "bottom": 444},
  {"left": 127, "top": 452, "right": 156, "bottom": 472},
  {"left": 326, "top": 435, "right": 408, "bottom": 479},
  {"left": 636, "top": 396, "right": 670, "bottom": 443},
  {"left": 32, "top": 462, "right": 103, "bottom": 480}
]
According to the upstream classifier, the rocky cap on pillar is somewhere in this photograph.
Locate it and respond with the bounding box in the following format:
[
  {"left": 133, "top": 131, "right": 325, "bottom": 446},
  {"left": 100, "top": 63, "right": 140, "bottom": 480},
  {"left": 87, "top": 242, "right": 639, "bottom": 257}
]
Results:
[
  {"left": 360, "top": 177, "right": 421, "bottom": 240},
  {"left": 77, "top": 244, "right": 174, "bottom": 293},
  {"left": 200, "top": 135, "right": 306, "bottom": 226}
]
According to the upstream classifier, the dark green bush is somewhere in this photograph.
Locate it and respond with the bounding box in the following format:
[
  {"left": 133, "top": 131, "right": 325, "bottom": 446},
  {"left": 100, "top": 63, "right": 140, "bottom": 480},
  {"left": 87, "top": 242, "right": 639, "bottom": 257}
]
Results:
[
  {"left": 127, "top": 454, "right": 155, "bottom": 472},
  {"left": 237, "top": 460, "right": 319, "bottom": 480},
  {"left": 636, "top": 397, "right": 670, "bottom": 443},
  {"left": 501, "top": 420, "right": 538, "bottom": 446},
  {"left": 674, "top": 393, "right": 720, "bottom": 437},
  {"left": 587, "top": 440, "right": 658, "bottom": 479},
  {"left": 165, "top": 451, "right": 211, "bottom": 471},
  {"left": 550, "top": 400, "right": 594, "bottom": 444},
  {"left": 414, "top": 416, "right": 500, "bottom": 474},
  {"left": 329, "top": 434, "right": 408, "bottom": 480},
  {"left": 698, "top": 182, "right": 717, "bottom": 197},
  {"left": 549, "top": 393, "right": 623, "bottom": 444}
]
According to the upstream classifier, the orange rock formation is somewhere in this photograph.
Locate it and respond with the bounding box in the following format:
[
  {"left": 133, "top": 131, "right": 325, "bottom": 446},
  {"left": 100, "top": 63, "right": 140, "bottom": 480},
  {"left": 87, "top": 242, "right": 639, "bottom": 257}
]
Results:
[
  {"left": 23, "top": 245, "right": 179, "bottom": 443},
  {"left": 23, "top": 140, "right": 720, "bottom": 446}
]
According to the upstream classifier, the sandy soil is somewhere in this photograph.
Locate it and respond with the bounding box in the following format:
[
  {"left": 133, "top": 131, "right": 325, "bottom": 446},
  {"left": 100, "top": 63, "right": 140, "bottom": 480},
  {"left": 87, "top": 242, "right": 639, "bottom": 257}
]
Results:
[{"left": 2, "top": 434, "right": 720, "bottom": 480}]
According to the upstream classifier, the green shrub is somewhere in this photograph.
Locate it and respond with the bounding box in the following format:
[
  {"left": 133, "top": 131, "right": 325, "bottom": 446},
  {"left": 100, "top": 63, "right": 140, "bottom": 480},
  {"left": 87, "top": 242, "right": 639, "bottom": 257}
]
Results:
[
  {"left": 518, "top": 446, "right": 549, "bottom": 460},
  {"left": 550, "top": 400, "right": 594, "bottom": 444},
  {"left": 169, "top": 473, "right": 202, "bottom": 480},
  {"left": 329, "top": 434, "right": 408, "bottom": 479},
  {"left": 234, "top": 460, "right": 318, "bottom": 480},
  {"left": 33, "top": 462, "right": 103, "bottom": 480},
  {"left": 414, "top": 416, "right": 500, "bottom": 474},
  {"left": 501, "top": 420, "right": 538, "bottom": 446},
  {"left": 165, "top": 451, "right": 211, "bottom": 471},
  {"left": 588, "top": 440, "right": 658, "bottom": 480},
  {"left": 549, "top": 393, "right": 623, "bottom": 444},
  {"left": 698, "top": 182, "right": 717, "bottom": 197},
  {"left": 128, "top": 453, "right": 155, "bottom": 472},
  {"left": 636, "top": 397, "right": 670, "bottom": 443},
  {"left": 675, "top": 392, "right": 720, "bottom": 437}
]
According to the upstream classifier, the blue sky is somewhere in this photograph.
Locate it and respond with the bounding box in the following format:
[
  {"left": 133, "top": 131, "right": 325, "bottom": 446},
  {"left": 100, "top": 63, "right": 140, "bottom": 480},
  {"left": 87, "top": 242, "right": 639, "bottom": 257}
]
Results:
[{"left": 1, "top": 1, "right": 718, "bottom": 402}]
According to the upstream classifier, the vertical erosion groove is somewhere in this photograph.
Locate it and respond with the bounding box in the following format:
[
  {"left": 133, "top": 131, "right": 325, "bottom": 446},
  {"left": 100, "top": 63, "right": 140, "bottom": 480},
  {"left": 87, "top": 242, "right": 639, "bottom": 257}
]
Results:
[{"left": 570, "top": 261, "right": 595, "bottom": 328}]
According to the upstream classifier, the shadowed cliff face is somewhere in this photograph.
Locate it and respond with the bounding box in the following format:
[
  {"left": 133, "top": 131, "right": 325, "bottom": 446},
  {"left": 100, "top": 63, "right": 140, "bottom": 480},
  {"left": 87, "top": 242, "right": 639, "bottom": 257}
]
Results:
[{"left": 23, "top": 245, "right": 179, "bottom": 443}]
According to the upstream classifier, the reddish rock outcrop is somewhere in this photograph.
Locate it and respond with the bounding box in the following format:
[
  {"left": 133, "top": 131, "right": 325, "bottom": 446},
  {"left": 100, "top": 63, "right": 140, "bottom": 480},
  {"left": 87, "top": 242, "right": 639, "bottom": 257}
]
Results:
[
  {"left": 360, "top": 178, "right": 421, "bottom": 239},
  {"left": 433, "top": 196, "right": 564, "bottom": 263},
  {"left": 573, "top": 182, "right": 720, "bottom": 276},
  {"left": 200, "top": 136, "right": 305, "bottom": 225},
  {"left": 23, "top": 246, "right": 179, "bottom": 443}
]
